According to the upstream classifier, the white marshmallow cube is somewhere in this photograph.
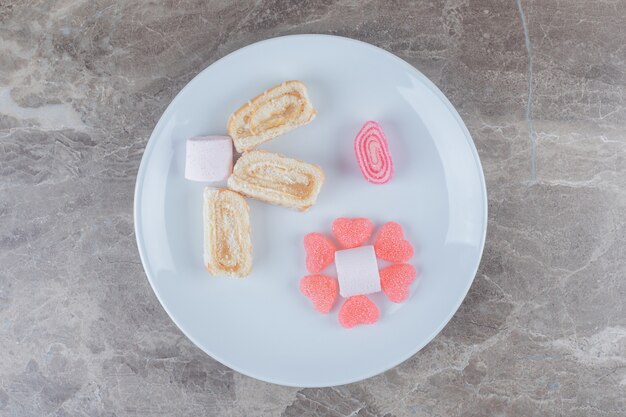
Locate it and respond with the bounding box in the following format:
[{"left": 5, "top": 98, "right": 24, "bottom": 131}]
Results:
[
  {"left": 335, "top": 245, "right": 381, "bottom": 297},
  {"left": 185, "top": 135, "right": 233, "bottom": 182}
]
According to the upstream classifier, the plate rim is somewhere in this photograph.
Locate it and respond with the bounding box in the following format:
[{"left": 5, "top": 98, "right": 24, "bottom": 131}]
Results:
[{"left": 133, "top": 33, "right": 488, "bottom": 387}]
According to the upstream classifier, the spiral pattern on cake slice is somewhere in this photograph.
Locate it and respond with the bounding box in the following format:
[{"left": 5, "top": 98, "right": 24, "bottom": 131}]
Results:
[
  {"left": 227, "top": 150, "right": 325, "bottom": 211},
  {"left": 227, "top": 80, "right": 317, "bottom": 153},
  {"left": 354, "top": 121, "right": 394, "bottom": 185},
  {"left": 203, "top": 188, "right": 253, "bottom": 277}
]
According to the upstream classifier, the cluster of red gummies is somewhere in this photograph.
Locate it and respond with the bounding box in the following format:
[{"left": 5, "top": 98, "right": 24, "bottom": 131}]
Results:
[{"left": 300, "top": 218, "right": 419, "bottom": 328}]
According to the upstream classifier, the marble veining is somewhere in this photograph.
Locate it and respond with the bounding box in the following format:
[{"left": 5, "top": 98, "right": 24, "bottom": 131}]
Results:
[
  {"left": 1, "top": 0, "right": 626, "bottom": 416},
  {"left": 514, "top": 0, "right": 537, "bottom": 182}
]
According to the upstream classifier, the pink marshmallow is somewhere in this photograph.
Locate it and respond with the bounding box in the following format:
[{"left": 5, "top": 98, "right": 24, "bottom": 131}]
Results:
[
  {"left": 335, "top": 245, "right": 381, "bottom": 298},
  {"left": 185, "top": 135, "right": 233, "bottom": 182}
]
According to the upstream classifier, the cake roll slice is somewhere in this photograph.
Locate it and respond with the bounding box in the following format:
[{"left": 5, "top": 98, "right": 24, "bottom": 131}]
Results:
[
  {"left": 227, "top": 150, "right": 324, "bottom": 211},
  {"left": 203, "top": 188, "right": 253, "bottom": 277},
  {"left": 227, "top": 80, "right": 316, "bottom": 152}
]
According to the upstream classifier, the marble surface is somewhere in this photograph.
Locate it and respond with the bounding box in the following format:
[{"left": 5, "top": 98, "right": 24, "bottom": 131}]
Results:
[{"left": 1, "top": 0, "right": 625, "bottom": 415}]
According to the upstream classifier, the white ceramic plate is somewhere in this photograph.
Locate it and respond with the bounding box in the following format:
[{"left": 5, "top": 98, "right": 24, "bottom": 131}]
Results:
[{"left": 134, "top": 35, "right": 487, "bottom": 387}]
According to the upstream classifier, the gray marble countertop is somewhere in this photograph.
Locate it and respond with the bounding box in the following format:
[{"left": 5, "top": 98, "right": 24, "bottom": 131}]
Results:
[{"left": 2, "top": 1, "right": 626, "bottom": 416}]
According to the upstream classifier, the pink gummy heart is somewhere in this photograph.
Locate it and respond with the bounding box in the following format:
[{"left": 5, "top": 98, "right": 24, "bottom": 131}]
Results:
[
  {"left": 338, "top": 295, "right": 380, "bottom": 328},
  {"left": 374, "top": 222, "right": 414, "bottom": 263},
  {"left": 304, "top": 233, "right": 336, "bottom": 273},
  {"left": 332, "top": 217, "right": 374, "bottom": 248},
  {"left": 380, "top": 264, "right": 418, "bottom": 303},
  {"left": 300, "top": 275, "right": 338, "bottom": 314}
]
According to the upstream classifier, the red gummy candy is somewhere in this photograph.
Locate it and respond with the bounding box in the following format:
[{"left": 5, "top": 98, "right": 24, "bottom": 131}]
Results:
[
  {"left": 338, "top": 295, "right": 380, "bottom": 328},
  {"left": 304, "top": 233, "right": 336, "bottom": 273},
  {"left": 332, "top": 217, "right": 374, "bottom": 249},
  {"left": 300, "top": 275, "right": 339, "bottom": 314},
  {"left": 380, "top": 264, "right": 418, "bottom": 303},
  {"left": 374, "top": 222, "right": 414, "bottom": 263}
]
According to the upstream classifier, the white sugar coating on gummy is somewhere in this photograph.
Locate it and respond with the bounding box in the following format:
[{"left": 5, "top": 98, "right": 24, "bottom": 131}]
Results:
[
  {"left": 335, "top": 245, "right": 381, "bottom": 298},
  {"left": 185, "top": 135, "right": 233, "bottom": 182}
]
